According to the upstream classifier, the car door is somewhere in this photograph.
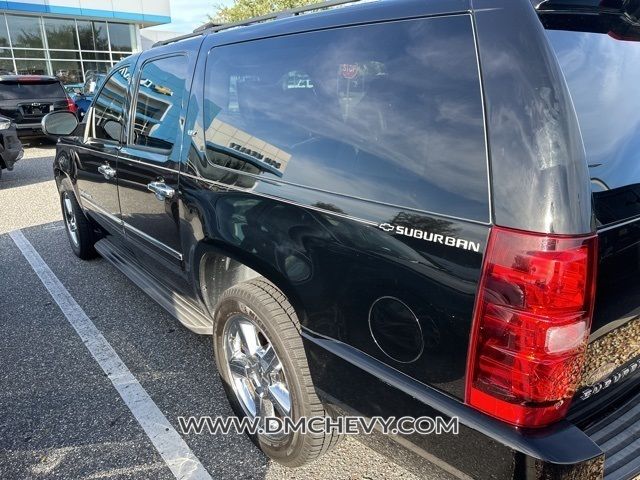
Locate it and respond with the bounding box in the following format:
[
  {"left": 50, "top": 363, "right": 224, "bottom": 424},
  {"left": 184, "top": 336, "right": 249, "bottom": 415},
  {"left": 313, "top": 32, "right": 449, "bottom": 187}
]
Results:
[
  {"left": 116, "top": 53, "right": 192, "bottom": 269},
  {"left": 75, "top": 66, "right": 131, "bottom": 232}
]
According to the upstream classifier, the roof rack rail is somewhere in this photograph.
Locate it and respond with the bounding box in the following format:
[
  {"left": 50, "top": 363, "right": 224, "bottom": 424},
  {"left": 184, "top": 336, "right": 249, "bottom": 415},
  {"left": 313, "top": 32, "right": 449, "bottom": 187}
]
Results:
[{"left": 152, "top": 0, "right": 362, "bottom": 48}]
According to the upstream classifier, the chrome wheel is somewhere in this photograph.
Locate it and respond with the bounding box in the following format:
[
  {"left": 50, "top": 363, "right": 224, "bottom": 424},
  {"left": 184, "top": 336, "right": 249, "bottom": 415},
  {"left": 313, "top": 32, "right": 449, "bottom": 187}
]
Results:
[
  {"left": 62, "top": 192, "right": 79, "bottom": 247},
  {"left": 223, "top": 315, "right": 291, "bottom": 437}
]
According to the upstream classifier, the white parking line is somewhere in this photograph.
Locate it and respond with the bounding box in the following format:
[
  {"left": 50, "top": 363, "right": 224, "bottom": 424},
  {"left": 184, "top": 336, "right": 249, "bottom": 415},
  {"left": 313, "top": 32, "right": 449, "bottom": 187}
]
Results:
[{"left": 9, "top": 229, "right": 213, "bottom": 480}]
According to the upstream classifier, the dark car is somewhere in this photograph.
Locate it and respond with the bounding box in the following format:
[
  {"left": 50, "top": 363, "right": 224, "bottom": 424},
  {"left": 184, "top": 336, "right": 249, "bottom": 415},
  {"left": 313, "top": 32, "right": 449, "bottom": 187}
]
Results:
[
  {"left": 0, "top": 114, "right": 24, "bottom": 179},
  {"left": 0, "top": 75, "right": 77, "bottom": 139},
  {"left": 43, "top": 0, "right": 640, "bottom": 478}
]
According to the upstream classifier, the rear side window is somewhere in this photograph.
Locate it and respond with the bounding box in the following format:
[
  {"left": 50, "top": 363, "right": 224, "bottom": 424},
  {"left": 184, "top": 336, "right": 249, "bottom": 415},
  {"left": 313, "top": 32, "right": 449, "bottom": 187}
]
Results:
[
  {"left": 0, "top": 80, "right": 65, "bottom": 100},
  {"left": 202, "top": 15, "right": 489, "bottom": 221},
  {"left": 547, "top": 31, "right": 640, "bottom": 225},
  {"left": 132, "top": 56, "right": 189, "bottom": 151}
]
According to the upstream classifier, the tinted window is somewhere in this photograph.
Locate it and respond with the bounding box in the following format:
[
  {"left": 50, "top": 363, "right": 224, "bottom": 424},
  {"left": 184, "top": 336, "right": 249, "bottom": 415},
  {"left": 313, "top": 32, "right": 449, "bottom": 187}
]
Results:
[
  {"left": 201, "top": 15, "right": 488, "bottom": 220},
  {"left": 132, "top": 56, "right": 188, "bottom": 151},
  {"left": 92, "top": 67, "right": 130, "bottom": 142},
  {"left": 0, "top": 80, "right": 64, "bottom": 100},
  {"left": 547, "top": 31, "right": 640, "bottom": 225}
]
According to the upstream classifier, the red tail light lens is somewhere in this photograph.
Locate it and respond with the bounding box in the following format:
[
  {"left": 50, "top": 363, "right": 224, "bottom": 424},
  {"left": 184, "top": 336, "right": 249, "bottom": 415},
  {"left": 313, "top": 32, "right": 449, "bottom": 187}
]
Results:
[
  {"left": 466, "top": 226, "right": 598, "bottom": 428},
  {"left": 66, "top": 97, "right": 77, "bottom": 114}
]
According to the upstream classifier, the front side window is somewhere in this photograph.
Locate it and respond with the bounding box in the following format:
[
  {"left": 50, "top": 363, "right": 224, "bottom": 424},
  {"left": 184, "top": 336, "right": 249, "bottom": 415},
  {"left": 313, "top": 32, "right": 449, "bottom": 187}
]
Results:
[
  {"left": 201, "top": 15, "right": 489, "bottom": 221},
  {"left": 91, "top": 66, "right": 130, "bottom": 142},
  {"left": 131, "top": 56, "right": 188, "bottom": 151}
]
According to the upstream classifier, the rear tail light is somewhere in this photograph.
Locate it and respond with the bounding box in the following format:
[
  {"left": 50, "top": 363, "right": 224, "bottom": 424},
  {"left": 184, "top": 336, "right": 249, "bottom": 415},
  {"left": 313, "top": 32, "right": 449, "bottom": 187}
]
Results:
[
  {"left": 66, "top": 97, "right": 77, "bottom": 114},
  {"left": 466, "top": 226, "right": 598, "bottom": 428}
]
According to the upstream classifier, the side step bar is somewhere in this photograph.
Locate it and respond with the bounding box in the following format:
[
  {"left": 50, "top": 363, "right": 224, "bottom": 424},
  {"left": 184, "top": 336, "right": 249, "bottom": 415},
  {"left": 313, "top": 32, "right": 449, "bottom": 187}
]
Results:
[{"left": 95, "top": 238, "right": 213, "bottom": 335}]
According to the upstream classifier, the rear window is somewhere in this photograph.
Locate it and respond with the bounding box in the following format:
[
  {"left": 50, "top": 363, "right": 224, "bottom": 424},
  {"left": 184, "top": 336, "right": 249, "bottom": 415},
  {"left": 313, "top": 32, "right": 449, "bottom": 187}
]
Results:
[
  {"left": 546, "top": 30, "right": 640, "bottom": 225},
  {"left": 0, "top": 80, "right": 65, "bottom": 100},
  {"left": 201, "top": 15, "right": 489, "bottom": 221}
]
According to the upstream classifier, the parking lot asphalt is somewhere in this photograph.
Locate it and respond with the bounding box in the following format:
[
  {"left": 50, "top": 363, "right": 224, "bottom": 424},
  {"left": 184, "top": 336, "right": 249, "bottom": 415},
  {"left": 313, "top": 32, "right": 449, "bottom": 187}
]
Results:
[{"left": 0, "top": 146, "right": 428, "bottom": 479}]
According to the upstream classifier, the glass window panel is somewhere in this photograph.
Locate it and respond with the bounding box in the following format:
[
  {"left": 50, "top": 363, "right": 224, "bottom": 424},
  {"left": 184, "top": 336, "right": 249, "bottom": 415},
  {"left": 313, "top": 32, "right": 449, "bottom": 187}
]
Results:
[
  {"left": 0, "top": 79, "right": 65, "bottom": 100},
  {"left": 50, "top": 50, "right": 81, "bottom": 60},
  {"left": 202, "top": 16, "right": 489, "bottom": 219},
  {"left": 51, "top": 60, "right": 83, "bottom": 84},
  {"left": 108, "top": 23, "right": 135, "bottom": 52},
  {"left": 77, "top": 20, "right": 109, "bottom": 51},
  {"left": 0, "top": 15, "right": 9, "bottom": 47},
  {"left": 44, "top": 18, "right": 78, "bottom": 50},
  {"left": 8, "top": 15, "right": 44, "bottom": 49},
  {"left": 83, "top": 72, "right": 106, "bottom": 94},
  {"left": 81, "top": 52, "right": 109, "bottom": 61},
  {"left": 15, "top": 59, "right": 48, "bottom": 75},
  {"left": 12, "top": 49, "right": 45, "bottom": 59},
  {"left": 92, "top": 66, "right": 130, "bottom": 142},
  {"left": 0, "top": 47, "right": 12, "bottom": 58},
  {"left": 83, "top": 62, "right": 111, "bottom": 77},
  {"left": 111, "top": 52, "right": 131, "bottom": 62},
  {"left": 0, "top": 59, "right": 14, "bottom": 74},
  {"left": 132, "top": 56, "right": 188, "bottom": 151}
]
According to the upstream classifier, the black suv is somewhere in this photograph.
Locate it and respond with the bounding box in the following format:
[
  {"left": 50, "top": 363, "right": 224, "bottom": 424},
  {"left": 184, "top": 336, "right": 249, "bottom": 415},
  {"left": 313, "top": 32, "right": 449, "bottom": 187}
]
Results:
[
  {"left": 43, "top": 1, "right": 640, "bottom": 478},
  {"left": 0, "top": 75, "right": 76, "bottom": 138}
]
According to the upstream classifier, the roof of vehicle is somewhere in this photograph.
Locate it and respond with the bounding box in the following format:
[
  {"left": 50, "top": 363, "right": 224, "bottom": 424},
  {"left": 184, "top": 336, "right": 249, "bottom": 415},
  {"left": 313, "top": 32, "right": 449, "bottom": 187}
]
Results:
[
  {"left": 151, "top": 0, "right": 472, "bottom": 50},
  {"left": 0, "top": 75, "right": 61, "bottom": 83}
]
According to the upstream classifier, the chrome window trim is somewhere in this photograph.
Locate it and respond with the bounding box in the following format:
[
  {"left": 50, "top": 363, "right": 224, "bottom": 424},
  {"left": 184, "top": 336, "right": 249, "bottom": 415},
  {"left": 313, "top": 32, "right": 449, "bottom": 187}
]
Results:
[
  {"left": 118, "top": 155, "right": 180, "bottom": 174},
  {"left": 597, "top": 216, "right": 640, "bottom": 233},
  {"left": 74, "top": 144, "right": 120, "bottom": 159}
]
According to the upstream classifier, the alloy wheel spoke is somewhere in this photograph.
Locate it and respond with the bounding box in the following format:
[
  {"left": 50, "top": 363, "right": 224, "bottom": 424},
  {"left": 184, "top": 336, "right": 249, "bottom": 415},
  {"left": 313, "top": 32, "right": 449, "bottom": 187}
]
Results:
[
  {"left": 253, "top": 390, "right": 265, "bottom": 418},
  {"left": 238, "top": 320, "right": 260, "bottom": 356},
  {"left": 258, "top": 344, "right": 280, "bottom": 376},
  {"left": 228, "top": 356, "right": 249, "bottom": 378},
  {"left": 64, "top": 196, "right": 73, "bottom": 216},
  {"left": 267, "top": 383, "right": 291, "bottom": 416}
]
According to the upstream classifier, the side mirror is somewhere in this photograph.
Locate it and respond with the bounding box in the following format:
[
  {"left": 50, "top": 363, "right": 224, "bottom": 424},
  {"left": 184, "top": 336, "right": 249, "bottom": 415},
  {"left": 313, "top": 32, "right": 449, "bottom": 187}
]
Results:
[{"left": 42, "top": 111, "right": 79, "bottom": 137}]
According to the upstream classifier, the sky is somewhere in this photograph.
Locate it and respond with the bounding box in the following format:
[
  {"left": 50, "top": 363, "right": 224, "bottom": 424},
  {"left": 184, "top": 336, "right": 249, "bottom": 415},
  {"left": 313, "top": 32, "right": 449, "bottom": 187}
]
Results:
[{"left": 146, "top": 0, "right": 233, "bottom": 34}]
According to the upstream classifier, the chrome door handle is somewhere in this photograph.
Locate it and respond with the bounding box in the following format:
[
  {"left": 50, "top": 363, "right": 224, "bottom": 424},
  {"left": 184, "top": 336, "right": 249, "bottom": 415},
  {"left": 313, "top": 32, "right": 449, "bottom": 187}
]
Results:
[
  {"left": 98, "top": 164, "right": 116, "bottom": 179},
  {"left": 147, "top": 181, "right": 175, "bottom": 201}
]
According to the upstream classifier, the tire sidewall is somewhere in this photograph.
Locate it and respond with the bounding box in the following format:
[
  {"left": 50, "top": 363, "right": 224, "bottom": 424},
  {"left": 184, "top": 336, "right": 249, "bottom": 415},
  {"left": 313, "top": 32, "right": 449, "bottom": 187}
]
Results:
[
  {"left": 213, "top": 292, "right": 309, "bottom": 463},
  {"left": 60, "top": 190, "right": 83, "bottom": 257}
]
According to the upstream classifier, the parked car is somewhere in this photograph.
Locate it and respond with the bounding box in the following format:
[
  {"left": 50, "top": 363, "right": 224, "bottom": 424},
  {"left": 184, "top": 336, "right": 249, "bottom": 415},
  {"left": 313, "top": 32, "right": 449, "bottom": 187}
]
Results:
[
  {"left": 73, "top": 73, "right": 106, "bottom": 119},
  {"left": 0, "top": 75, "right": 77, "bottom": 139},
  {"left": 43, "top": 0, "right": 640, "bottom": 478},
  {"left": 0, "top": 114, "right": 23, "bottom": 179},
  {"left": 64, "top": 83, "right": 84, "bottom": 99}
]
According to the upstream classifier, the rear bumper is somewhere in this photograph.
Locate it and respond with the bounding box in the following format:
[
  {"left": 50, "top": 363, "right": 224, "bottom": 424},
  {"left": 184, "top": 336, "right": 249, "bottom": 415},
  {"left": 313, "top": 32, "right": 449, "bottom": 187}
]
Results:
[
  {"left": 583, "top": 390, "right": 640, "bottom": 480},
  {"left": 15, "top": 122, "right": 45, "bottom": 138},
  {"left": 302, "top": 329, "right": 609, "bottom": 480}
]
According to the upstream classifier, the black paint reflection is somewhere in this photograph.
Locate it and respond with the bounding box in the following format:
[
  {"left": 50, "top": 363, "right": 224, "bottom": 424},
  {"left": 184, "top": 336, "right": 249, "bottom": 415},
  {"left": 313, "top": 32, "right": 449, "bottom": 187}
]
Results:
[{"left": 197, "top": 15, "right": 489, "bottom": 222}]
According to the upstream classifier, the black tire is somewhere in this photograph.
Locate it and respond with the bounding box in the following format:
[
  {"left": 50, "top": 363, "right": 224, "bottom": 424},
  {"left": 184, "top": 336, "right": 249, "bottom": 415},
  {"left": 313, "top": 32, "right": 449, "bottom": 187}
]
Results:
[
  {"left": 213, "top": 278, "right": 341, "bottom": 467},
  {"left": 60, "top": 188, "right": 97, "bottom": 260}
]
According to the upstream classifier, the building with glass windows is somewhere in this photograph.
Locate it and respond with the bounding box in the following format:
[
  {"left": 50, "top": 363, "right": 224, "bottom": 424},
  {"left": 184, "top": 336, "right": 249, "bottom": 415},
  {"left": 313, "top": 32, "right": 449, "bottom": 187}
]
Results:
[{"left": 0, "top": 1, "right": 171, "bottom": 85}]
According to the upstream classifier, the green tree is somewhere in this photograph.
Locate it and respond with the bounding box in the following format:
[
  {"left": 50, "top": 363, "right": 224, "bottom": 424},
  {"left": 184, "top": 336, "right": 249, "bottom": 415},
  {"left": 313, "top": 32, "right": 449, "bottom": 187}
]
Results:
[{"left": 211, "top": 0, "right": 316, "bottom": 24}]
